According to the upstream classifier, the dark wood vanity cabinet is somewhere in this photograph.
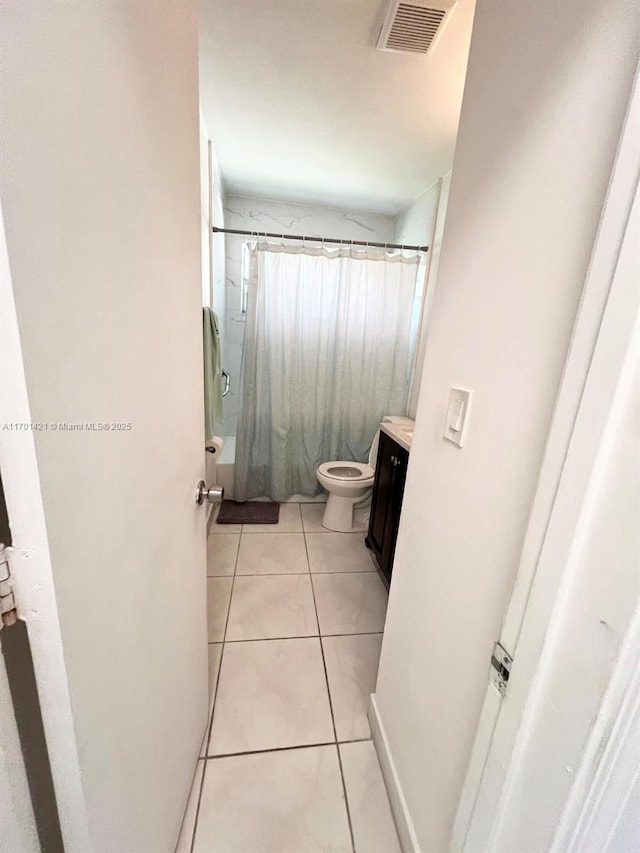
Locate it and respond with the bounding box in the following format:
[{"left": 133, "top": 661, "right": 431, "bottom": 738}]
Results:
[{"left": 366, "top": 430, "right": 409, "bottom": 583}]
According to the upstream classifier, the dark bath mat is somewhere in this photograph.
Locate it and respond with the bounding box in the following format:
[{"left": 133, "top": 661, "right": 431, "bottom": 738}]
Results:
[{"left": 216, "top": 500, "right": 280, "bottom": 525}]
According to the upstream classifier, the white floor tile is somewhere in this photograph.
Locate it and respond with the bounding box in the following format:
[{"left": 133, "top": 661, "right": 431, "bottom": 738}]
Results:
[
  {"left": 207, "top": 577, "right": 233, "bottom": 642},
  {"left": 200, "top": 644, "right": 224, "bottom": 757},
  {"left": 208, "top": 643, "right": 223, "bottom": 706},
  {"left": 306, "top": 532, "right": 374, "bottom": 573},
  {"left": 339, "top": 741, "right": 402, "bottom": 853},
  {"left": 322, "top": 634, "right": 382, "bottom": 741},
  {"left": 226, "top": 575, "right": 318, "bottom": 641},
  {"left": 194, "top": 746, "right": 352, "bottom": 853},
  {"left": 208, "top": 638, "right": 334, "bottom": 755},
  {"left": 207, "top": 533, "right": 240, "bottom": 576},
  {"left": 300, "top": 503, "right": 326, "bottom": 532},
  {"left": 199, "top": 726, "right": 209, "bottom": 760},
  {"left": 175, "top": 761, "right": 204, "bottom": 853},
  {"left": 312, "top": 573, "right": 388, "bottom": 635},
  {"left": 243, "top": 502, "right": 303, "bottom": 534},
  {"left": 236, "top": 532, "right": 309, "bottom": 575}
]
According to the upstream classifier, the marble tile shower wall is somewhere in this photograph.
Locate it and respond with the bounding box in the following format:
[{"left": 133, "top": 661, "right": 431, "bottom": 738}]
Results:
[
  {"left": 222, "top": 195, "right": 397, "bottom": 436},
  {"left": 211, "top": 157, "right": 227, "bottom": 374}
]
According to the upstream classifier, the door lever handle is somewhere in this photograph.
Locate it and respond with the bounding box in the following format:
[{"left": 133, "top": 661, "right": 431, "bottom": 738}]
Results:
[{"left": 195, "top": 481, "right": 224, "bottom": 505}]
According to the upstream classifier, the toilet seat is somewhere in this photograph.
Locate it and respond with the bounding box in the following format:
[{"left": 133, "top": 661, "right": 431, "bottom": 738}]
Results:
[{"left": 317, "top": 461, "right": 374, "bottom": 482}]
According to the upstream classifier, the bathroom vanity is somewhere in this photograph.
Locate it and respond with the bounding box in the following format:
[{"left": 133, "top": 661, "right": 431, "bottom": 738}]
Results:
[{"left": 366, "top": 420, "right": 413, "bottom": 583}]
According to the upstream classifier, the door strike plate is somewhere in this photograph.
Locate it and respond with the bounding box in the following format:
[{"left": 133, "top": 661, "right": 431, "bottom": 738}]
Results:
[{"left": 490, "top": 641, "right": 513, "bottom": 697}]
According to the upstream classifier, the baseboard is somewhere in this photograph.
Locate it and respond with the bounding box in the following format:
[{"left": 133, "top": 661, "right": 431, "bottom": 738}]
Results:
[{"left": 369, "top": 694, "right": 422, "bottom": 853}]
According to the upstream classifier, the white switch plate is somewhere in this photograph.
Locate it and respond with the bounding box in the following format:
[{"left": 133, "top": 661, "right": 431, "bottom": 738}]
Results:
[{"left": 443, "top": 387, "right": 471, "bottom": 447}]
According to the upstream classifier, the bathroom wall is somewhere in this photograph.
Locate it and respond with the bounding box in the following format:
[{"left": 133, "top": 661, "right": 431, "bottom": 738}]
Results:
[
  {"left": 199, "top": 121, "right": 227, "bottom": 344},
  {"left": 395, "top": 182, "right": 440, "bottom": 248},
  {"left": 221, "top": 195, "right": 396, "bottom": 436},
  {"left": 373, "top": 0, "right": 640, "bottom": 850},
  {"left": 211, "top": 146, "right": 226, "bottom": 351},
  {"left": 394, "top": 180, "right": 448, "bottom": 419},
  {"left": 201, "top": 124, "right": 227, "bottom": 491},
  {"left": 199, "top": 116, "right": 210, "bottom": 308}
]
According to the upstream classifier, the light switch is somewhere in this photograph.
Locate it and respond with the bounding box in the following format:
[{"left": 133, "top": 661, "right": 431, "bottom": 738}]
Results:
[
  {"left": 444, "top": 387, "right": 471, "bottom": 447},
  {"left": 450, "top": 399, "right": 464, "bottom": 432}
]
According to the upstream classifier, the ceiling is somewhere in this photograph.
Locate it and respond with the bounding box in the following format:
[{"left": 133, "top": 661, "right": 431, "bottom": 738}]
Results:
[{"left": 199, "top": 0, "right": 476, "bottom": 215}]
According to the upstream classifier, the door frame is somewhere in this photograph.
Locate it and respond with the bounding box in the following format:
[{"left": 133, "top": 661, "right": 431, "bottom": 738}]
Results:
[
  {"left": 0, "top": 643, "right": 39, "bottom": 852},
  {"left": 451, "top": 64, "right": 640, "bottom": 850},
  {"left": 0, "top": 206, "right": 92, "bottom": 850}
]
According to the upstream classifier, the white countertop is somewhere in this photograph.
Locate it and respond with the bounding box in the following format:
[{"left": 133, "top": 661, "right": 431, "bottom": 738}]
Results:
[{"left": 380, "top": 419, "right": 415, "bottom": 453}]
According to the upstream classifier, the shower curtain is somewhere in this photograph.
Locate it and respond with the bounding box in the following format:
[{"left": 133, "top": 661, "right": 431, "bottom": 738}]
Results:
[{"left": 234, "top": 243, "right": 422, "bottom": 501}]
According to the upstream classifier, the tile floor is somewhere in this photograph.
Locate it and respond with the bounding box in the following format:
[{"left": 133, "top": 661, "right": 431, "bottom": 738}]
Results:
[{"left": 176, "top": 502, "right": 401, "bottom": 853}]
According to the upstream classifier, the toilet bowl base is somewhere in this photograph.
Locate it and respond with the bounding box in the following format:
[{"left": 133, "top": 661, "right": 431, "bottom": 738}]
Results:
[{"left": 321, "top": 491, "right": 371, "bottom": 533}]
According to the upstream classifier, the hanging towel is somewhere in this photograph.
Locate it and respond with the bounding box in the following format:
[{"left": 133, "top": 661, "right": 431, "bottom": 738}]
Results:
[{"left": 203, "top": 307, "right": 223, "bottom": 441}]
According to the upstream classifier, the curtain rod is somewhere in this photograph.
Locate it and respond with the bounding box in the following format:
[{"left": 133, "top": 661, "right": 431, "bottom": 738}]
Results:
[{"left": 212, "top": 226, "right": 428, "bottom": 252}]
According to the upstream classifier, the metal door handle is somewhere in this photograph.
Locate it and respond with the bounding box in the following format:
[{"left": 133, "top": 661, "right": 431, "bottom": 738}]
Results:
[{"left": 195, "top": 481, "right": 224, "bottom": 505}]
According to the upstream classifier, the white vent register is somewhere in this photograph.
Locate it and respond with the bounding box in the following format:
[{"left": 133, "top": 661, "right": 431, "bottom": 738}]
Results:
[{"left": 377, "top": 0, "right": 457, "bottom": 55}]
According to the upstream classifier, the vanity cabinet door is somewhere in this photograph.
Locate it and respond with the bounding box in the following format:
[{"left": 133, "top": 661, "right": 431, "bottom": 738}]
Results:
[
  {"left": 381, "top": 442, "right": 408, "bottom": 578},
  {"left": 368, "top": 431, "right": 395, "bottom": 559},
  {"left": 366, "top": 431, "right": 409, "bottom": 583}
]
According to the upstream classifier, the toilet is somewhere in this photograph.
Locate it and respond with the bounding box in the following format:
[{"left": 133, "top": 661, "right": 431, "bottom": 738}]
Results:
[{"left": 316, "top": 416, "right": 412, "bottom": 533}]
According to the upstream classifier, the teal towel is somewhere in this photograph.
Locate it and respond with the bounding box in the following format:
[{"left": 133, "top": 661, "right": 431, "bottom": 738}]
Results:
[{"left": 203, "top": 307, "right": 223, "bottom": 441}]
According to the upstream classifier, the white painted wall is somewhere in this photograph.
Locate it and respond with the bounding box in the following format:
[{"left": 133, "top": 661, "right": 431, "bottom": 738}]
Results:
[
  {"left": 396, "top": 178, "right": 452, "bottom": 419},
  {"left": 221, "top": 195, "right": 396, "bottom": 436},
  {"left": 200, "top": 122, "right": 227, "bottom": 492},
  {"left": 395, "top": 184, "right": 440, "bottom": 248},
  {"left": 199, "top": 119, "right": 226, "bottom": 320},
  {"left": 1, "top": 3, "right": 207, "bottom": 851},
  {"left": 212, "top": 146, "right": 227, "bottom": 337},
  {"left": 200, "top": 116, "right": 212, "bottom": 308},
  {"left": 373, "top": 1, "right": 640, "bottom": 850},
  {"left": 199, "top": 118, "right": 227, "bottom": 317}
]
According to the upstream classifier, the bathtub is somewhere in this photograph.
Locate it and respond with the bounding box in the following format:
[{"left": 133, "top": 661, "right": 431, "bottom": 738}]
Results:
[
  {"left": 207, "top": 435, "right": 326, "bottom": 504},
  {"left": 215, "top": 436, "right": 236, "bottom": 499}
]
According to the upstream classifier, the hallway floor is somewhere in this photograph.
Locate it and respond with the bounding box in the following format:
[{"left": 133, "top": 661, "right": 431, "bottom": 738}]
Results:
[{"left": 176, "top": 502, "right": 401, "bottom": 853}]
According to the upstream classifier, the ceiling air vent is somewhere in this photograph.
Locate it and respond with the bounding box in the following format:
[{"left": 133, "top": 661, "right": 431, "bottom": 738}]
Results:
[{"left": 376, "top": 0, "right": 456, "bottom": 56}]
